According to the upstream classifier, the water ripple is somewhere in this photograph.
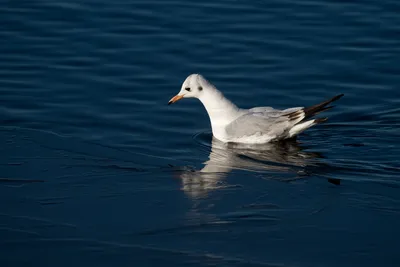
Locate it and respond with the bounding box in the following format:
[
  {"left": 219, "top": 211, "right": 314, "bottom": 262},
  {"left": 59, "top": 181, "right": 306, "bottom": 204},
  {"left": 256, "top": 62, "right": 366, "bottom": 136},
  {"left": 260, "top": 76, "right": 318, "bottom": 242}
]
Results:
[{"left": 1, "top": 1, "right": 400, "bottom": 266}]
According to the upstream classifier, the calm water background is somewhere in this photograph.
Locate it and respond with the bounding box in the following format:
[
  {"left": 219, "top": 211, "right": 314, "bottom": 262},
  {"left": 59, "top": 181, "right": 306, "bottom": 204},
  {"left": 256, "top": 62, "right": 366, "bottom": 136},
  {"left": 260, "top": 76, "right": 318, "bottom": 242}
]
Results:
[{"left": 1, "top": 1, "right": 400, "bottom": 266}]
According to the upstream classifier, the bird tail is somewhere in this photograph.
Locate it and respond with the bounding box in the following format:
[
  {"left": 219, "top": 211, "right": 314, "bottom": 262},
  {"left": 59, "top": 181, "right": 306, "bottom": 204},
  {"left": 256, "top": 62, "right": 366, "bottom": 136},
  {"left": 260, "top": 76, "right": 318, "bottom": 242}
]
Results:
[
  {"left": 303, "top": 94, "right": 344, "bottom": 120},
  {"left": 285, "top": 94, "right": 344, "bottom": 123},
  {"left": 286, "top": 94, "right": 344, "bottom": 138}
]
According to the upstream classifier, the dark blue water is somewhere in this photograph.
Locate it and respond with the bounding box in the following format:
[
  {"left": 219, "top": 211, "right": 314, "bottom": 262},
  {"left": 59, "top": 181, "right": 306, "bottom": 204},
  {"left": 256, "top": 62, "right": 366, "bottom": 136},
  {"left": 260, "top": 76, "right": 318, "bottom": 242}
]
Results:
[{"left": 1, "top": 1, "right": 400, "bottom": 266}]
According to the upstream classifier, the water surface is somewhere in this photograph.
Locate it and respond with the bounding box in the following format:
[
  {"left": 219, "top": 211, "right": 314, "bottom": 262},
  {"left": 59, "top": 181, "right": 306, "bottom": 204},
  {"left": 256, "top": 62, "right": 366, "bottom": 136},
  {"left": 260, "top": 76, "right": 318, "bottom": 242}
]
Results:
[{"left": 1, "top": 1, "right": 400, "bottom": 266}]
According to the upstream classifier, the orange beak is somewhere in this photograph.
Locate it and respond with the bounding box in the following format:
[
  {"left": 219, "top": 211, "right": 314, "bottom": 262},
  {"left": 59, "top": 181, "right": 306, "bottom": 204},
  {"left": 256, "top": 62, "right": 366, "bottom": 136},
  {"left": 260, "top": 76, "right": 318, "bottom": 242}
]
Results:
[{"left": 168, "top": 95, "right": 184, "bottom": 105}]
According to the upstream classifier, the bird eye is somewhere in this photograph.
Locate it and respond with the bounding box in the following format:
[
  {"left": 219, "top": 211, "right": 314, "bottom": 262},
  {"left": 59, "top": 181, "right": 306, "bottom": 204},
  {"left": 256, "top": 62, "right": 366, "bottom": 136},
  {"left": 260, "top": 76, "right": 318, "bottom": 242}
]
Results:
[
  {"left": 198, "top": 86, "right": 203, "bottom": 91},
  {"left": 185, "top": 87, "right": 191, "bottom": 92}
]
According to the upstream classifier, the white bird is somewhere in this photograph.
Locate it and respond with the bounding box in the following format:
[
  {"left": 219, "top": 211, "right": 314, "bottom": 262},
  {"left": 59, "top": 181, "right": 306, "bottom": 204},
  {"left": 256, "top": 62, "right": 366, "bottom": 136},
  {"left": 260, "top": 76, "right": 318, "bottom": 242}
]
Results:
[{"left": 168, "top": 74, "right": 344, "bottom": 144}]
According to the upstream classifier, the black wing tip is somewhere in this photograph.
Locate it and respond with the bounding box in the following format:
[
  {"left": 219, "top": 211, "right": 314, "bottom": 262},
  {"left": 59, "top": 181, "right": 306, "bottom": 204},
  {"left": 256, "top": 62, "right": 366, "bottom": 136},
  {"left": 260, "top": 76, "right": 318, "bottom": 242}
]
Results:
[
  {"left": 314, "top": 117, "right": 328, "bottom": 124},
  {"left": 284, "top": 94, "right": 344, "bottom": 123},
  {"left": 303, "top": 93, "right": 344, "bottom": 118},
  {"left": 323, "top": 94, "right": 345, "bottom": 105},
  {"left": 285, "top": 110, "right": 305, "bottom": 122},
  {"left": 333, "top": 93, "right": 344, "bottom": 101}
]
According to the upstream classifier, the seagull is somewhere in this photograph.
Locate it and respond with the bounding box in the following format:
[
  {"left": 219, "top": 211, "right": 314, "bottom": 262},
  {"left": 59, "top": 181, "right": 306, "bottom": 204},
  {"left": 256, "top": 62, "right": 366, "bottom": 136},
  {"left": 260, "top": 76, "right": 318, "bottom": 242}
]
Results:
[{"left": 168, "top": 74, "right": 344, "bottom": 144}]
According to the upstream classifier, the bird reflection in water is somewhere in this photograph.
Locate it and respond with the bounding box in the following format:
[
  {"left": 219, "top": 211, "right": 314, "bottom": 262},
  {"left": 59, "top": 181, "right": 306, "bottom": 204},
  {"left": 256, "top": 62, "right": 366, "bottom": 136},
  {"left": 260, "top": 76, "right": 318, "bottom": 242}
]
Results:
[{"left": 178, "top": 137, "right": 338, "bottom": 199}]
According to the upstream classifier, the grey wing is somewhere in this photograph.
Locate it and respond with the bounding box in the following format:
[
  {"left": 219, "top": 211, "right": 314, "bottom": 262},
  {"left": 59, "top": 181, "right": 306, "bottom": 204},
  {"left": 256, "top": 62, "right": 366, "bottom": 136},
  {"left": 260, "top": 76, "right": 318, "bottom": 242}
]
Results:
[
  {"left": 226, "top": 93, "right": 345, "bottom": 140},
  {"left": 249, "top": 106, "right": 302, "bottom": 113},
  {"left": 225, "top": 107, "right": 304, "bottom": 139}
]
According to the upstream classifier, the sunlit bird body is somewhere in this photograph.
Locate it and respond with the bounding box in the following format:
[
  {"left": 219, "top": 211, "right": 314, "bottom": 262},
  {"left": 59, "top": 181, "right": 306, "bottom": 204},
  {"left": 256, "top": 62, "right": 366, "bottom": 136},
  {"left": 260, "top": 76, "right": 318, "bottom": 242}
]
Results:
[{"left": 168, "top": 74, "right": 343, "bottom": 144}]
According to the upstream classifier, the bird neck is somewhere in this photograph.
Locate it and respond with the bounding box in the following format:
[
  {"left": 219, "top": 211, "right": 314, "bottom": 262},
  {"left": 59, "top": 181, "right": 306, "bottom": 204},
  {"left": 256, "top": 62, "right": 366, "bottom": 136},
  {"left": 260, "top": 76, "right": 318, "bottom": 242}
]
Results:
[{"left": 198, "top": 88, "right": 241, "bottom": 131}]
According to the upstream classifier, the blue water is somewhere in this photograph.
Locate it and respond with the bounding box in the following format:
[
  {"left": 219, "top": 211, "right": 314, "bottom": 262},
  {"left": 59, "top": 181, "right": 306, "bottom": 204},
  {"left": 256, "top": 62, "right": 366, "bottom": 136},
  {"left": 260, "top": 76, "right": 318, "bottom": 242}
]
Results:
[{"left": 1, "top": 1, "right": 400, "bottom": 266}]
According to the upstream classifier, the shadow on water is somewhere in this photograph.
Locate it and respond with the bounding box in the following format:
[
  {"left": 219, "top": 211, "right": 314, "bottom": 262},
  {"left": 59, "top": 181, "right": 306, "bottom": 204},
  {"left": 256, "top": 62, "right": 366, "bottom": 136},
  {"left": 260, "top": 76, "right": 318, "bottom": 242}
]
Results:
[{"left": 175, "top": 133, "right": 340, "bottom": 199}]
